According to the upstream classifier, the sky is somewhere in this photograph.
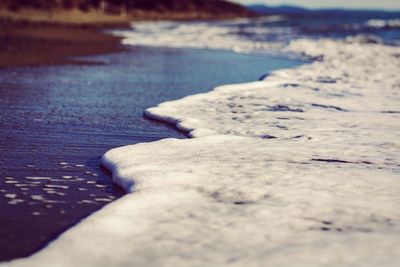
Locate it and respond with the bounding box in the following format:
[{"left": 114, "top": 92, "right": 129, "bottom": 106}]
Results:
[{"left": 232, "top": 0, "right": 400, "bottom": 11}]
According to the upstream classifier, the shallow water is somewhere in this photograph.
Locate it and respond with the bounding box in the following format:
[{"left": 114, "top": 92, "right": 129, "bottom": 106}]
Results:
[{"left": 0, "top": 46, "right": 303, "bottom": 261}]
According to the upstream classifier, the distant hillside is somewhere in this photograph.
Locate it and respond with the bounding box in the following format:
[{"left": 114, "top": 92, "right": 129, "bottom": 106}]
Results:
[
  {"left": 248, "top": 4, "right": 307, "bottom": 15},
  {"left": 248, "top": 4, "right": 400, "bottom": 16},
  {"left": 0, "top": 0, "right": 254, "bottom": 20}
]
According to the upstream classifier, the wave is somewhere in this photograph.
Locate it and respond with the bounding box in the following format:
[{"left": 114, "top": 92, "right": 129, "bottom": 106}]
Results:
[
  {"left": 112, "top": 20, "right": 294, "bottom": 54},
  {"left": 112, "top": 20, "right": 397, "bottom": 56},
  {"left": 4, "top": 21, "right": 400, "bottom": 267},
  {"left": 366, "top": 19, "right": 400, "bottom": 28},
  {"left": 100, "top": 27, "right": 400, "bottom": 266}
]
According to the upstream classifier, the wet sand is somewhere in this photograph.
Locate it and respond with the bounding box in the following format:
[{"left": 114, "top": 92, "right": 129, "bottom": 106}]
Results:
[
  {"left": 0, "top": 45, "right": 304, "bottom": 261},
  {"left": 0, "top": 20, "right": 126, "bottom": 67}
]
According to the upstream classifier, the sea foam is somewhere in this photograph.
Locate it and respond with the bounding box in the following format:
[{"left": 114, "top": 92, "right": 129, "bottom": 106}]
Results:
[
  {"left": 3, "top": 21, "right": 400, "bottom": 267},
  {"left": 112, "top": 20, "right": 290, "bottom": 54},
  {"left": 366, "top": 18, "right": 400, "bottom": 28}
]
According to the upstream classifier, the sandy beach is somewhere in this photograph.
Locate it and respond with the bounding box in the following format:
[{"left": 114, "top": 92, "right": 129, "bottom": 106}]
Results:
[
  {"left": 0, "top": 0, "right": 253, "bottom": 68},
  {"left": 0, "top": 21, "right": 126, "bottom": 68}
]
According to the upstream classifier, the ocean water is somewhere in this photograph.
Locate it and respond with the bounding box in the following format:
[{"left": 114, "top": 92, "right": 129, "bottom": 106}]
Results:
[
  {"left": 113, "top": 11, "right": 400, "bottom": 53},
  {"left": 233, "top": 12, "right": 400, "bottom": 45},
  {"left": 4, "top": 12, "right": 400, "bottom": 267}
]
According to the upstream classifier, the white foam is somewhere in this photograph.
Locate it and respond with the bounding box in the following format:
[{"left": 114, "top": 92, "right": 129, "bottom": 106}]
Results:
[
  {"left": 3, "top": 23, "right": 400, "bottom": 267},
  {"left": 44, "top": 185, "right": 69, "bottom": 190},
  {"left": 25, "top": 176, "right": 52, "bottom": 181},
  {"left": 112, "top": 20, "right": 286, "bottom": 54},
  {"left": 366, "top": 19, "right": 400, "bottom": 28}
]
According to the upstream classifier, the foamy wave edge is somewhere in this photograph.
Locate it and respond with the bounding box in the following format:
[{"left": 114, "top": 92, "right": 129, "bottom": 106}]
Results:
[
  {"left": 100, "top": 38, "right": 400, "bottom": 266},
  {"left": 3, "top": 27, "right": 400, "bottom": 267}
]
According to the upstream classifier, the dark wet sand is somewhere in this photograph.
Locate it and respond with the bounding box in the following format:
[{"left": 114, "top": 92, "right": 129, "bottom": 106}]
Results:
[
  {"left": 0, "top": 45, "right": 304, "bottom": 261},
  {"left": 0, "top": 21, "right": 126, "bottom": 68}
]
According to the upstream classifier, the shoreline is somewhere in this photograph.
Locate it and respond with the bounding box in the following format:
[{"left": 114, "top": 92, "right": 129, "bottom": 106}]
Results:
[
  {"left": 11, "top": 35, "right": 398, "bottom": 265},
  {"left": 0, "top": 43, "right": 303, "bottom": 262},
  {"left": 1, "top": 14, "right": 399, "bottom": 266}
]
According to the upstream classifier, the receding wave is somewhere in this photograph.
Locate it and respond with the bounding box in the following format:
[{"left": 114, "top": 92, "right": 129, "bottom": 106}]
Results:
[{"left": 6, "top": 19, "right": 400, "bottom": 267}]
